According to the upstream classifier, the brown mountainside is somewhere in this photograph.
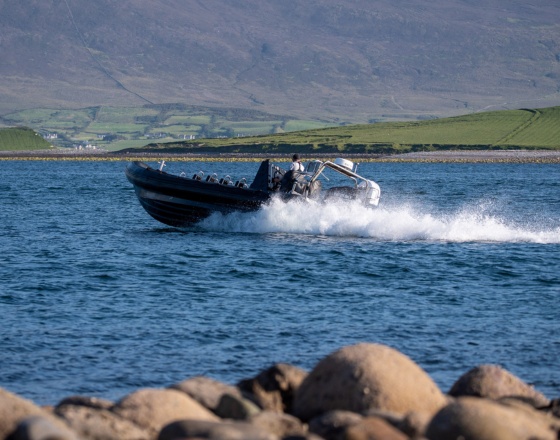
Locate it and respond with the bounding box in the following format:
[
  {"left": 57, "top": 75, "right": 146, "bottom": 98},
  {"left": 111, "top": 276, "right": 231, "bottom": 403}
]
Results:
[{"left": 0, "top": 0, "right": 559, "bottom": 122}]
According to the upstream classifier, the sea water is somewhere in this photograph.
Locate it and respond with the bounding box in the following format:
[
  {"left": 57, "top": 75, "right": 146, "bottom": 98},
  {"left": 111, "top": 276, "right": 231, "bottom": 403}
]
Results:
[{"left": 0, "top": 160, "right": 559, "bottom": 405}]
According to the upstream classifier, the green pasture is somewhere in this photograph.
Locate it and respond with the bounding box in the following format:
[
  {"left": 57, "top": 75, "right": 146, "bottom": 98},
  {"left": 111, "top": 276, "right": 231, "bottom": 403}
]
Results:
[
  {"left": 283, "top": 120, "right": 333, "bottom": 131},
  {"left": 140, "top": 106, "right": 560, "bottom": 154},
  {"left": 0, "top": 104, "right": 327, "bottom": 148},
  {"left": 105, "top": 139, "right": 152, "bottom": 151},
  {"left": 164, "top": 115, "right": 212, "bottom": 125},
  {"left": 0, "top": 127, "right": 53, "bottom": 151},
  {"left": 86, "top": 122, "right": 147, "bottom": 134},
  {"left": 223, "top": 121, "right": 284, "bottom": 135},
  {"left": 3, "top": 108, "right": 95, "bottom": 129},
  {"left": 149, "top": 125, "right": 191, "bottom": 135},
  {"left": 95, "top": 106, "right": 158, "bottom": 123},
  {"left": 496, "top": 107, "right": 560, "bottom": 147},
  {"left": 2, "top": 105, "right": 559, "bottom": 153}
]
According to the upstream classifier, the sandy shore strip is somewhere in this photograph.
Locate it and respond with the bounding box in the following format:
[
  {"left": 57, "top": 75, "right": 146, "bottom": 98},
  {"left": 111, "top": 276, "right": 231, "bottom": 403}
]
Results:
[
  {"left": 0, "top": 149, "right": 559, "bottom": 162},
  {"left": 384, "top": 150, "right": 560, "bottom": 163}
]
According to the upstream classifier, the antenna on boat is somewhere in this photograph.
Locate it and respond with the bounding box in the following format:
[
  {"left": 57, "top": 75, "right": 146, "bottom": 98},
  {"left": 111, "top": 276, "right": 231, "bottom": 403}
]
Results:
[{"left": 158, "top": 160, "right": 166, "bottom": 171}]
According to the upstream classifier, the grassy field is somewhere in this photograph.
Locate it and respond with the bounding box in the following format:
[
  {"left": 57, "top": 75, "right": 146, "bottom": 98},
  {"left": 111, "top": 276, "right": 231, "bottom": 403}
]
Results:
[
  {"left": 0, "top": 127, "right": 53, "bottom": 151},
  {"left": 0, "top": 104, "right": 334, "bottom": 151},
  {"left": 134, "top": 106, "right": 560, "bottom": 154},
  {"left": 2, "top": 106, "right": 559, "bottom": 154}
]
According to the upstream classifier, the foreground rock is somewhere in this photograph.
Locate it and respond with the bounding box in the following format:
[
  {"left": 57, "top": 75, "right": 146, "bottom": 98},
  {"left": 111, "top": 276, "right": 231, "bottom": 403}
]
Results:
[
  {"left": 0, "top": 388, "right": 77, "bottom": 440},
  {"left": 426, "top": 397, "right": 557, "bottom": 440},
  {"left": 55, "top": 403, "right": 150, "bottom": 440},
  {"left": 448, "top": 364, "right": 550, "bottom": 406},
  {"left": 158, "top": 419, "right": 277, "bottom": 440},
  {"left": 169, "top": 376, "right": 243, "bottom": 412},
  {"left": 2, "top": 342, "right": 558, "bottom": 440},
  {"left": 308, "top": 410, "right": 363, "bottom": 440},
  {"left": 345, "top": 416, "right": 409, "bottom": 440},
  {"left": 292, "top": 343, "right": 447, "bottom": 421},
  {"left": 238, "top": 363, "right": 308, "bottom": 413},
  {"left": 112, "top": 388, "right": 219, "bottom": 437},
  {"left": 248, "top": 411, "right": 307, "bottom": 438}
]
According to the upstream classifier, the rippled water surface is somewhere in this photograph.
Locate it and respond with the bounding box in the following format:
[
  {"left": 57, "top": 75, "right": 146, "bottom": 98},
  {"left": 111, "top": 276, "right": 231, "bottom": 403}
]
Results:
[{"left": 1, "top": 160, "right": 559, "bottom": 404}]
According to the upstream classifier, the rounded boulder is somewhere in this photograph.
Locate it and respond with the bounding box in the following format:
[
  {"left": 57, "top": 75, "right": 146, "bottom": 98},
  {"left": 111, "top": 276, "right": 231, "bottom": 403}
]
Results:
[
  {"left": 292, "top": 343, "right": 446, "bottom": 421},
  {"left": 425, "top": 397, "right": 557, "bottom": 440},
  {"left": 56, "top": 404, "right": 150, "bottom": 440},
  {"left": 112, "top": 388, "right": 219, "bottom": 436},
  {"left": 0, "top": 387, "right": 76, "bottom": 440},
  {"left": 448, "top": 364, "right": 549, "bottom": 406},
  {"left": 169, "top": 376, "right": 242, "bottom": 412}
]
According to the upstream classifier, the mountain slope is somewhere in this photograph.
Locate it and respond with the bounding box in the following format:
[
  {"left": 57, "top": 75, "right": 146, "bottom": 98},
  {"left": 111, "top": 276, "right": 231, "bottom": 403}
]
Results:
[{"left": 0, "top": 0, "right": 559, "bottom": 121}]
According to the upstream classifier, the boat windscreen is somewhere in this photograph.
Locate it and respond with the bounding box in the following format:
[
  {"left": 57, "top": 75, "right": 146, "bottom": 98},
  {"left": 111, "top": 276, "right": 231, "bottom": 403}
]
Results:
[{"left": 249, "top": 160, "right": 270, "bottom": 191}]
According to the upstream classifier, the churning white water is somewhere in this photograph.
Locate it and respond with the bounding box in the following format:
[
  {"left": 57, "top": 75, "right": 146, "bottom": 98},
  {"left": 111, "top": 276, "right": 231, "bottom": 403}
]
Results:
[{"left": 201, "top": 198, "right": 560, "bottom": 244}]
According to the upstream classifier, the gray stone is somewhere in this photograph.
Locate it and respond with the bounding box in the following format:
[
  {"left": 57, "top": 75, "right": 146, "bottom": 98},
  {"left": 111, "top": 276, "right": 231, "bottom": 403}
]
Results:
[
  {"left": 345, "top": 416, "right": 408, "bottom": 440},
  {"left": 238, "top": 363, "right": 307, "bottom": 413},
  {"left": 55, "top": 395, "right": 114, "bottom": 411},
  {"left": 425, "top": 397, "right": 556, "bottom": 440},
  {"left": 6, "top": 416, "right": 77, "bottom": 440},
  {"left": 308, "top": 410, "right": 363, "bottom": 440},
  {"left": 157, "top": 419, "right": 277, "bottom": 440},
  {"left": 249, "top": 411, "right": 307, "bottom": 438},
  {"left": 214, "top": 393, "right": 261, "bottom": 420},
  {"left": 397, "top": 410, "right": 432, "bottom": 438},
  {"left": 55, "top": 404, "right": 150, "bottom": 440},
  {"left": 0, "top": 387, "right": 76, "bottom": 440},
  {"left": 169, "top": 376, "right": 242, "bottom": 412},
  {"left": 112, "top": 388, "right": 219, "bottom": 436}
]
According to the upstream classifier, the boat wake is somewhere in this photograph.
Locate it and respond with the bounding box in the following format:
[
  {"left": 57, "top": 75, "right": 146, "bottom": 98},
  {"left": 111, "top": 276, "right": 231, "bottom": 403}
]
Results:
[{"left": 199, "top": 198, "right": 560, "bottom": 244}]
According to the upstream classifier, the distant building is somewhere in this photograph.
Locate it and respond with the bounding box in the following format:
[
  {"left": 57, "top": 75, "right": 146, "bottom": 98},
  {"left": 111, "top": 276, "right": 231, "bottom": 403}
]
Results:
[
  {"left": 74, "top": 143, "right": 98, "bottom": 150},
  {"left": 146, "top": 132, "right": 169, "bottom": 139}
]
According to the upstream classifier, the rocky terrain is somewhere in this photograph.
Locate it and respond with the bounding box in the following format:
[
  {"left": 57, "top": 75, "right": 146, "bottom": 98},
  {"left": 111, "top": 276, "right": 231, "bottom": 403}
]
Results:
[{"left": 1, "top": 342, "right": 558, "bottom": 439}]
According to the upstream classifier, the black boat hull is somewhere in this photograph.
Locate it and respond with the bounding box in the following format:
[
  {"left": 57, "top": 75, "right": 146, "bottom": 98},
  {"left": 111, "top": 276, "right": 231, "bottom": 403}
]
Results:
[{"left": 125, "top": 161, "right": 271, "bottom": 226}]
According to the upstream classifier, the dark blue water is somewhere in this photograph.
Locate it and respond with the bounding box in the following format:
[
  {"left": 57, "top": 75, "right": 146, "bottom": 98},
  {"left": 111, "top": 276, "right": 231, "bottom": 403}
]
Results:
[{"left": 1, "top": 160, "right": 559, "bottom": 405}]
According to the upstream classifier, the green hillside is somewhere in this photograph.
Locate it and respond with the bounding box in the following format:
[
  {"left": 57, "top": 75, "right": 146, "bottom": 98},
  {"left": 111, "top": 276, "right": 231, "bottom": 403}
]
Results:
[
  {"left": 0, "top": 127, "right": 52, "bottom": 151},
  {"left": 129, "top": 106, "right": 560, "bottom": 154},
  {"left": 1, "top": 105, "right": 333, "bottom": 151}
]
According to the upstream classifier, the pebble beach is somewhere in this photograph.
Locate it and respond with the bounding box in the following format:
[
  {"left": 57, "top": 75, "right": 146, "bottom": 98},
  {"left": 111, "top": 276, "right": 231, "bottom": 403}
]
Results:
[
  {"left": 384, "top": 149, "right": 560, "bottom": 163},
  {"left": 1, "top": 149, "right": 560, "bottom": 163}
]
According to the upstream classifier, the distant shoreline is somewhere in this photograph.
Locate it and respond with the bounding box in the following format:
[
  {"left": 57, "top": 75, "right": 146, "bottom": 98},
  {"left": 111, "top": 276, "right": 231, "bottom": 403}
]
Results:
[{"left": 1, "top": 149, "right": 560, "bottom": 163}]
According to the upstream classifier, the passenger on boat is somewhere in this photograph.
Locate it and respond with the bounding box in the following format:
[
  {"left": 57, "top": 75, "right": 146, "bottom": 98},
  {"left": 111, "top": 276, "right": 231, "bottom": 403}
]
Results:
[{"left": 290, "top": 154, "right": 305, "bottom": 172}]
